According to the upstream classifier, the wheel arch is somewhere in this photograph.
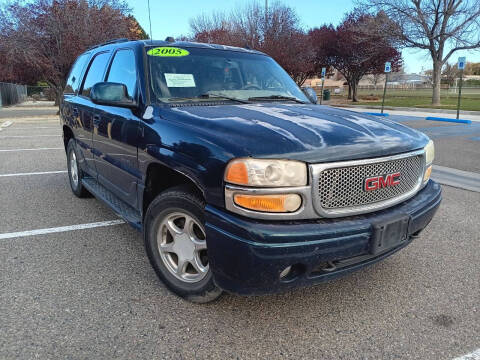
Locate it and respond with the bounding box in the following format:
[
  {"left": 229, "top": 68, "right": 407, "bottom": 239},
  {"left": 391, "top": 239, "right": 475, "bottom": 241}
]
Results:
[
  {"left": 142, "top": 162, "right": 206, "bottom": 216},
  {"left": 63, "top": 125, "right": 74, "bottom": 151}
]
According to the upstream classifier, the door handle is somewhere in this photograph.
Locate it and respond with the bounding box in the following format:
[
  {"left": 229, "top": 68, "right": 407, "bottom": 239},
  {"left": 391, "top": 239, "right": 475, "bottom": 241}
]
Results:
[{"left": 93, "top": 115, "right": 100, "bottom": 126}]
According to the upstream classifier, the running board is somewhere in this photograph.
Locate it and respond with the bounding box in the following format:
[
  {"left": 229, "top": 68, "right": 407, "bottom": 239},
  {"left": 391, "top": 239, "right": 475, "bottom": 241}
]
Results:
[{"left": 82, "top": 177, "right": 142, "bottom": 231}]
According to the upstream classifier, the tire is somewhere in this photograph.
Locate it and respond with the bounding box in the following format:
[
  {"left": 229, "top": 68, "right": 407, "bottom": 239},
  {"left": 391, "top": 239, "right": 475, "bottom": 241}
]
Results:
[
  {"left": 66, "top": 139, "right": 90, "bottom": 198},
  {"left": 144, "top": 185, "right": 222, "bottom": 303}
]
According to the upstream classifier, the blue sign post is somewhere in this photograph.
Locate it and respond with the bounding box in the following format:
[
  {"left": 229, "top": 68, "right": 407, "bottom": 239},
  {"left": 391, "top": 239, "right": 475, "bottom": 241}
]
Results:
[
  {"left": 456, "top": 57, "right": 466, "bottom": 119},
  {"left": 319, "top": 67, "right": 327, "bottom": 105},
  {"left": 381, "top": 62, "right": 391, "bottom": 114}
]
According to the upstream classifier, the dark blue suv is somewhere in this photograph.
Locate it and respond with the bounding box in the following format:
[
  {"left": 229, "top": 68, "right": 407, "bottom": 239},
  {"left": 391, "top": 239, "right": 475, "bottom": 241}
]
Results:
[{"left": 61, "top": 39, "right": 441, "bottom": 303}]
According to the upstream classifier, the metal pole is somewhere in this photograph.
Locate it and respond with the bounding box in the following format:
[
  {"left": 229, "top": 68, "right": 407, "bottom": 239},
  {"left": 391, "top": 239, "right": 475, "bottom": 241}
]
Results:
[
  {"left": 456, "top": 69, "right": 463, "bottom": 119},
  {"left": 381, "top": 73, "right": 388, "bottom": 114},
  {"left": 319, "top": 78, "right": 325, "bottom": 105}
]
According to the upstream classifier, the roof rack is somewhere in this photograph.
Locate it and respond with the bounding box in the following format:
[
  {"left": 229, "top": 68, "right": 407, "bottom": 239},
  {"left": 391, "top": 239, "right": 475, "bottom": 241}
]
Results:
[{"left": 86, "top": 38, "right": 129, "bottom": 51}]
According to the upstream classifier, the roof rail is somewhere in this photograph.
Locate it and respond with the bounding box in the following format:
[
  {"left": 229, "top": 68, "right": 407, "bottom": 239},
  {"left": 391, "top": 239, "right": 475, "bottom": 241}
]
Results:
[{"left": 86, "top": 38, "right": 130, "bottom": 51}]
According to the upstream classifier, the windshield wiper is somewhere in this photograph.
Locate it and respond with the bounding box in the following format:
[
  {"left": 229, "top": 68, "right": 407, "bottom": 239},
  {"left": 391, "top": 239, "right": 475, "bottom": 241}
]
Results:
[
  {"left": 168, "top": 94, "right": 250, "bottom": 104},
  {"left": 248, "top": 95, "right": 306, "bottom": 104},
  {"left": 199, "top": 93, "right": 250, "bottom": 104}
]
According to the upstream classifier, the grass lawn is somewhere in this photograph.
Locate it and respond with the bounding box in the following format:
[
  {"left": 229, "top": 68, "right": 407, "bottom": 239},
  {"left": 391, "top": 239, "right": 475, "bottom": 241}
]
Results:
[{"left": 331, "top": 89, "right": 480, "bottom": 111}]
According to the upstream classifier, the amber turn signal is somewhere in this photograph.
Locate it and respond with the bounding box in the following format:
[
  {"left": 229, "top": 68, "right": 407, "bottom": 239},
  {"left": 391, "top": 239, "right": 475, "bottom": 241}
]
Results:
[
  {"left": 423, "top": 164, "right": 432, "bottom": 182},
  {"left": 233, "top": 194, "right": 302, "bottom": 213}
]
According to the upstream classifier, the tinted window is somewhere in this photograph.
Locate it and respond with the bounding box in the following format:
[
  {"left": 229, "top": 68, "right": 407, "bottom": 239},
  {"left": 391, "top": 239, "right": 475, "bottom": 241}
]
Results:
[
  {"left": 64, "top": 53, "right": 89, "bottom": 94},
  {"left": 81, "top": 52, "right": 110, "bottom": 97},
  {"left": 107, "top": 49, "right": 137, "bottom": 98}
]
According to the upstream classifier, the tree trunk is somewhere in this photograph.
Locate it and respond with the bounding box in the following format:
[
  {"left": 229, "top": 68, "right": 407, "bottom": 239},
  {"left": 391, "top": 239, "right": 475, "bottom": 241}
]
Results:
[
  {"left": 347, "top": 82, "right": 352, "bottom": 100},
  {"left": 431, "top": 61, "right": 442, "bottom": 105},
  {"left": 352, "top": 81, "right": 358, "bottom": 102},
  {"left": 54, "top": 87, "right": 62, "bottom": 115}
]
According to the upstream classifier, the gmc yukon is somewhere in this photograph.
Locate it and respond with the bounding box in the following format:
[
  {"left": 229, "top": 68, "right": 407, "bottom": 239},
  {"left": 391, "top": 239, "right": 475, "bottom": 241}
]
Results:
[{"left": 60, "top": 39, "right": 441, "bottom": 303}]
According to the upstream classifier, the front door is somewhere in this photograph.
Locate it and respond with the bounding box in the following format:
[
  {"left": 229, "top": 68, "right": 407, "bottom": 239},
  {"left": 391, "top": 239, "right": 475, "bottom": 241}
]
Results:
[{"left": 92, "top": 48, "right": 140, "bottom": 208}]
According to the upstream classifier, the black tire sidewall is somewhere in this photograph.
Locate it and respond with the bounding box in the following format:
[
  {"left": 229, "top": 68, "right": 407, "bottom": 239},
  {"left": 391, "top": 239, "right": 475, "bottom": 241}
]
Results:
[{"left": 144, "top": 188, "right": 220, "bottom": 301}]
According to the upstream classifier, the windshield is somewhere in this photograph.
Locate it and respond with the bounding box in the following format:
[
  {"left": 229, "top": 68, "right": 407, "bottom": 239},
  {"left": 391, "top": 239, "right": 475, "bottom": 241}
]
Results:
[{"left": 147, "top": 46, "right": 309, "bottom": 104}]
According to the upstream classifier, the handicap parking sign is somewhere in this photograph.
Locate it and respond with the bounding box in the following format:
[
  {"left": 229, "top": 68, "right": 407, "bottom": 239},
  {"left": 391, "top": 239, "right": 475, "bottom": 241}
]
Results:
[
  {"left": 384, "top": 62, "right": 391, "bottom": 73},
  {"left": 321, "top": 67, "right": 326, "bottom": 78},
  {"left": 458, "top": 57, "right": 466, "bottom": 70}
]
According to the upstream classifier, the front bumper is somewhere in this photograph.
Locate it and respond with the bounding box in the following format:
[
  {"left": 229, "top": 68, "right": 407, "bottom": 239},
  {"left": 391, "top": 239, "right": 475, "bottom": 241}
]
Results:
[{"left": 205, "top": 180, "right": 442, "bottom": 295}]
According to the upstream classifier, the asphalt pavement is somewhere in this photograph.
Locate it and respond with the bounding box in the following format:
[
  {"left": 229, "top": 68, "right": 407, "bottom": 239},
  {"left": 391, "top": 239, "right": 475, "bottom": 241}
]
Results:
[{"left": 0, "top": 108, "right": 478, "bottom": 359}]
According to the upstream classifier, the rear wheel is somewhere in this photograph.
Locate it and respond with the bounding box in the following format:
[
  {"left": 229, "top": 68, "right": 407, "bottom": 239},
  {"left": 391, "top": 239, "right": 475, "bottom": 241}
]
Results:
[
  {"left": 144, "top": 186, "right": 222, "bottom": 303},
  {"left": 66, "top": 139, "right": 90, "bottom": 198}
]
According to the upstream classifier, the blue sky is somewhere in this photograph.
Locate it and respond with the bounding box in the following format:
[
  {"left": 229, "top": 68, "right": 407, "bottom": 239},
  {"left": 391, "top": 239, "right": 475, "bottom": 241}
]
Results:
[{"left": 130, "top": 0, "right": 480, "bottom": 73}]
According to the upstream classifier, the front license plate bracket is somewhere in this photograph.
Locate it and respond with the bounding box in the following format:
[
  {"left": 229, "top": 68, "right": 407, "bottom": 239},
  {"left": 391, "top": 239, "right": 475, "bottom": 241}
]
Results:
[{"left": 370, "top": 214, "right": 410, "bottom": 255}]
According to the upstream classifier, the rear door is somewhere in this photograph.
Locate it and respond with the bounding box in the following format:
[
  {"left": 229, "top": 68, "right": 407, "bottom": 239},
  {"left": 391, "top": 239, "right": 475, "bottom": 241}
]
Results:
[
  {"left": 93, "top": 48, "right": 140, "bottom": 207},
  {"left": 62, "top": 52, "right": 90, "bottom": 166},
  {"left": 76, "top": 51, "right": 112, "bottom": 176}
]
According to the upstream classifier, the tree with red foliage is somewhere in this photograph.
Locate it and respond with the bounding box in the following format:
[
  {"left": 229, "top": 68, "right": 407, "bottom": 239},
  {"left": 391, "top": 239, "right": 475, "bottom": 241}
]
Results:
[
  {"left": 310, "top": 12, "right": 402, "bottom": 102},
  {"left": 190, "top": 2, "right": 319, "bottom": 86},
  {"left": 0, "top": 0, "right": 147, "bottom": 105}
]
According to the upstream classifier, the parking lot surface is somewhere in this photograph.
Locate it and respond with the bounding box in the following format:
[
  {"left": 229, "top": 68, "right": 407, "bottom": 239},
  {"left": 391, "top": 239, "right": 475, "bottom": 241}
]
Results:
[{"left": 0, "top": 108, "right": 479, "bottom": 359}]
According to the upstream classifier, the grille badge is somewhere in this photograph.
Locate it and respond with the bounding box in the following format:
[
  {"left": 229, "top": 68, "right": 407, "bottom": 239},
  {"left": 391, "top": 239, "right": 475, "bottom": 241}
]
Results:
[{"left": 364, "top": 172, "right": 401, "bottom": 191}]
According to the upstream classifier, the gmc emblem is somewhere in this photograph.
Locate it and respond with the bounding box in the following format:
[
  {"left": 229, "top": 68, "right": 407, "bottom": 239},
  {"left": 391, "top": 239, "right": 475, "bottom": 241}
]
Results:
[{"left": 364, "top": 172, "right": 401, "bottom": 191}]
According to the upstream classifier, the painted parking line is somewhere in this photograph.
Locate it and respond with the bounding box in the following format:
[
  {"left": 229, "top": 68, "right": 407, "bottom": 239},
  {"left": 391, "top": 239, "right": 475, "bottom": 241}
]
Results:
[
  {"left": 0, "top": 135, "right": 60, "bottom": 138},
  {"left": 6, "top": 126, "right": 58, "bottom": 130},
  {"left": 0, "top": 170, "right": 67, "bottom": 177},
  {"left": 1, "top": 120, "right": 13, "bottom": 128},
  {"left": 0, "top": 220, "right": 125, "bottom": 240},
  {"left": 0, "top": 147, "right": 63, "bottom": 152},
  {"left": 452, "top": 348, "right": 480, "bottom": 360}
]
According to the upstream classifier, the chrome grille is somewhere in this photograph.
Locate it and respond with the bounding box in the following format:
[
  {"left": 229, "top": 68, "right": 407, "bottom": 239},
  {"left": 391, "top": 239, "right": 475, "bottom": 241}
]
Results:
[{"left": 315, "top": 153, "right": 424, "bottom": 214}]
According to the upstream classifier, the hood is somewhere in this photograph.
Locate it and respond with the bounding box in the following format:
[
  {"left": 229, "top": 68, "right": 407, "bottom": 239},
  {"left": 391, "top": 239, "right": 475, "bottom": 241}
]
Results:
[{"left": 159, "top": 103, "right": 429, "bottom": 163}]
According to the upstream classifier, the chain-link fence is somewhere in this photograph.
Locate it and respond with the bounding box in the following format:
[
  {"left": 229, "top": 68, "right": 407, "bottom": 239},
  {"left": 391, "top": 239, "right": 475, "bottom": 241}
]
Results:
[
  {"left": 27, "top": 86, "right": 56, "bottom": 101},
  {"left": 313, "top": 84, "right": 480, "bottom": 111},
  {"left": 0, "top": 82, "right": 27, "bottom": 107}
]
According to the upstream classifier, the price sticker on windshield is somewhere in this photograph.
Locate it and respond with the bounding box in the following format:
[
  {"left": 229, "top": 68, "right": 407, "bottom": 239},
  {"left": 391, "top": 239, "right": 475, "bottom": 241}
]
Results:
[{"left": 147, "top": 47, "right": 190, "bottom": 57}]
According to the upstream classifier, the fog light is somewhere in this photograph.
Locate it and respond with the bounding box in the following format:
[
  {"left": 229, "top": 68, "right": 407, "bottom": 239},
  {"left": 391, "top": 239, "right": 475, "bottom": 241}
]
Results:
[
  {"left": 233, "top": 194, "right": 302, "bottom": 213},
  {"left": 424, "top": 164, "right": 432, "bottom": 182},
  {"left": 279, "top": 266, "right": 292, "bottom": 279}
]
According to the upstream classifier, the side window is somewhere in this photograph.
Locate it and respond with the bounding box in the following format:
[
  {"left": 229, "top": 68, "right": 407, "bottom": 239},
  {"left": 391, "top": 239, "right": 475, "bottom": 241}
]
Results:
[
  {"left": 64, "top": 53, "right": 89, "bottom": 94},
  {"left": 81, "top": 52, "right": 111, "bottom": 97},
  {"left": 107, "top": 49, "right": 137, "bottom": 98}
]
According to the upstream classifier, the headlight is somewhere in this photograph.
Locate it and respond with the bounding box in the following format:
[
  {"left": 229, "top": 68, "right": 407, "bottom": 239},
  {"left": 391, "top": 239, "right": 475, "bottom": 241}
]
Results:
[
  {"left": 224, "top": 158, "right": 307, "bottom": 187},
  {"left": 424, "top": 140, "right": 434, "bottom": 164}
]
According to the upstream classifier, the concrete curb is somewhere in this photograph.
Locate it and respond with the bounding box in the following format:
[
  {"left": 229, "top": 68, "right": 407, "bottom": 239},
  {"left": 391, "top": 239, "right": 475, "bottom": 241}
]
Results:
[
  {"left": 432, "top": 165, "right": 480, "bottom": 193},
  {"left": 365, "top": 112, "right": 389, "bottom": 117},
  {"left": 425, "top": 117, "right": 471, "bottom": 124}
]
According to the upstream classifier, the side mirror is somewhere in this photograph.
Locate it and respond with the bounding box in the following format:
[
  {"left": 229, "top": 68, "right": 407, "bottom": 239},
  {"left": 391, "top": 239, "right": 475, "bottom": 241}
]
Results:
[
  {"left": 90, "top": 82, "right": 137, "bottom": 108},
  {"left": 302, "top": 87, "right": 318, "bottom": 104}
]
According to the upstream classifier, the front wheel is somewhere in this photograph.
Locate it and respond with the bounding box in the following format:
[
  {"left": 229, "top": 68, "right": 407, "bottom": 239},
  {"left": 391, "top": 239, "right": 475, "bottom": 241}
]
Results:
[{"left": 144, "top": 186, "right": 222, "bottom": 303}]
